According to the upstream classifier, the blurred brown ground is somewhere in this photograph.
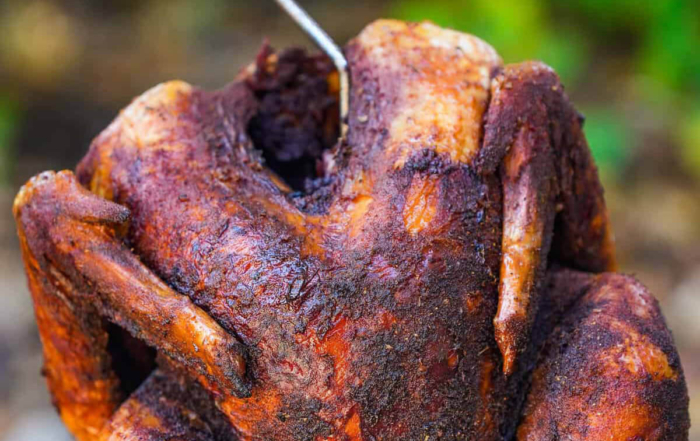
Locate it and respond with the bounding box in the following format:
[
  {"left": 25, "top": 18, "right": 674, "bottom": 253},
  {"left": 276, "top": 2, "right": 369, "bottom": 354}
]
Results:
[{"left": 0, "top": 0, "right": 698, "bottom": 439}]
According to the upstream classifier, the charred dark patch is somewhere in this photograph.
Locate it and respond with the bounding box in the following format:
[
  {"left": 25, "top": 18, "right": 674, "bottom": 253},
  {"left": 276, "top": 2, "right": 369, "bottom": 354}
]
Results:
[
  {"left": 246, "top": 45, "right": 340, "bottom": 192},
  {"left": 276, "top": 395, "right": 332, "bottom": 440},
  {"left": 402, "top": 148, "right": 455, "bottom": 175}
]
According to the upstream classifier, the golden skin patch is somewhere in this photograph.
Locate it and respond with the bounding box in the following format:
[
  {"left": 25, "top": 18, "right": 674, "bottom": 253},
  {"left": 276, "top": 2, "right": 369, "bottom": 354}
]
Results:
[
  {"left": 356, "top": 20, "right": 502, "bottom": 166},
  {"left": 403, "top": 175, "right": 440, "bottom": 234}
]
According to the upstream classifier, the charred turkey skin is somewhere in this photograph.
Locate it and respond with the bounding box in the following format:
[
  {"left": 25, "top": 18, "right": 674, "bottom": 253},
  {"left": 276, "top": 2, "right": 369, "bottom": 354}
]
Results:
[{"left": 14, "top": 20, "right": 689, "bottom": 440}]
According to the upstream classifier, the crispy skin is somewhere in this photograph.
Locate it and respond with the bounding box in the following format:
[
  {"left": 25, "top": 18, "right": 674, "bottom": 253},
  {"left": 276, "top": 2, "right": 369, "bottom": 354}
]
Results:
[
  {"left": 13, "top": 18, "right": 687, "bottom": 441},
  {"left": 481, "top": 62, "right": 617, "bottom": 374},
  {"left": 99, "top": 368, "right": 235, "bottom": 441},
  {"left": 518, "top": 270, "right": 690, "bottom": 440}
]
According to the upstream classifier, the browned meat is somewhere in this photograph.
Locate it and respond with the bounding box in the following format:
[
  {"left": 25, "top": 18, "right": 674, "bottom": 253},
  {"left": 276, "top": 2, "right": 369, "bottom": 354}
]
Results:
[
  {"left": 13, "top": 19, "right": 688, "bottom": 440},
  {"left": 99, "top": 367, "right": 235, "bottom": 441},
  {"left": 518, "top": 269, "right": 689, "bottom": 440}
]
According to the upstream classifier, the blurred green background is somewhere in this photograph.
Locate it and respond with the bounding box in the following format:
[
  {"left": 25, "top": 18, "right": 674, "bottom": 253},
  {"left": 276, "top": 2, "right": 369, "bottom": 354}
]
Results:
[{"left": 0, "top": 0, "right": 698, "bottom": 439}]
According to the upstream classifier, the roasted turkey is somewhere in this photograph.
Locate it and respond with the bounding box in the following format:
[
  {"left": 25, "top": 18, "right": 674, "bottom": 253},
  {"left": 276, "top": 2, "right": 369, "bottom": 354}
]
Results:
[{"left": 14, "top": 20, "right": 689, "bottom": 440}]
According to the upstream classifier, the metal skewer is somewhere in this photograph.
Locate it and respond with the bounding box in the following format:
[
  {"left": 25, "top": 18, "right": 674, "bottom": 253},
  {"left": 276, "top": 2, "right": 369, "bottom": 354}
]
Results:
[{"left": 274, "top": 0, "right": 349, "bottom": 139}]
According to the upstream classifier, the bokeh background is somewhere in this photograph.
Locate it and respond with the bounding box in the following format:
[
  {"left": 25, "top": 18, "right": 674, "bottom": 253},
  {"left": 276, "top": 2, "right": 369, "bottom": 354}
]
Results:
[{"left": 0, "top": 0, "right": 698, "bottom": 439}]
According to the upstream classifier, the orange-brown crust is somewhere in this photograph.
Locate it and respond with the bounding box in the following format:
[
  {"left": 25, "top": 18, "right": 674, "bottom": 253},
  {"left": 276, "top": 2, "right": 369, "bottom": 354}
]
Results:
[
  {"left": 14, "top": 173, "right": 123, "bottom": 441},
  {"left": 13, "top": 171, "right": 251, "bottom": 440},
  {"left": 482, "top": 62, "right": 617, "bottom": 374},
  {"left": 518, "top": 270, "right": 690, "bottom": 440}
]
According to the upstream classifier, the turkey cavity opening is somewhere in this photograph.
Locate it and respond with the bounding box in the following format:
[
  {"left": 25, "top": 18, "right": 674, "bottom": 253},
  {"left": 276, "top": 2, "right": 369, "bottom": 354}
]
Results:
[
  {"left": 246, "top": 46, "right": 340, "bottom": 192},
  {"left": 106, "top": 322, "right": 156, "bottom": 396}
]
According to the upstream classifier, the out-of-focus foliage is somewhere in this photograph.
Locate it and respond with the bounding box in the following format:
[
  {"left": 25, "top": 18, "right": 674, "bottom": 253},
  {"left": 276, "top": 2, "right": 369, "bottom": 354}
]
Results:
[
  {"left": 0, "top": 99, "right": 19, "bottom": 186},
  {"left": 679, "top": 109, "right": 700, "bottom": 180},
  {"left": 579, "top": 108, "right": 630, "bottom": 180},
  {"left": 0, "top": 1, "right": 82, "bottom": 88}
]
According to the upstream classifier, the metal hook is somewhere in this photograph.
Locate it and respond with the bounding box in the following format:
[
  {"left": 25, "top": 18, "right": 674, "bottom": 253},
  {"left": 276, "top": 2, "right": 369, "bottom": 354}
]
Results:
[{"left": 274, "top": 0, "right": 349, "bottom": 139}]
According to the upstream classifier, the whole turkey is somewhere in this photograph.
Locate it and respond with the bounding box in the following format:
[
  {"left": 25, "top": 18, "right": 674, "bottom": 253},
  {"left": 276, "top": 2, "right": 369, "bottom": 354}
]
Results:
[{"left": 14, "top": 20, "right": 689, "bottom": 440}]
